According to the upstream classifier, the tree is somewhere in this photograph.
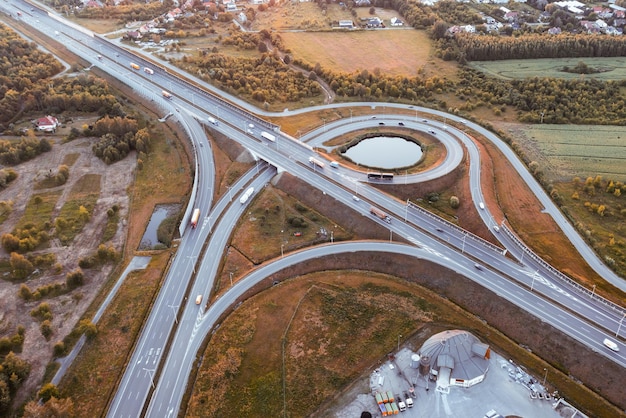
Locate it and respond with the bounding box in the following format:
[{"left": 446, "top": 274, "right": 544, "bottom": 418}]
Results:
[
  {"left": 449, "top": 196, "right": 460, "bottom": 209},
  {"left": 10, "top": 252, "right": 34, "bottom": 279},
  {"left": 38, "top": 383, "right": 59, "bottom": 403},
  {"left": 23, "top": 396, "right": 75, "bottom": 417},
  {"left": 78, "top": 319, "right": 97, "bottom": 339},
  {"left": 40, "top": 320, "right": 53, "bottom": 340},
  {"left": 432, "top": 20, "right": 449, "bottom": 40},
  {"left": 65, "top": 268, "right": 84, "bottom": 289}
]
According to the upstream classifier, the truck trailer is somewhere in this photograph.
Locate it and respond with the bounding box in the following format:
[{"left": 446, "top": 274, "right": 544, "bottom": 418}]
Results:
[
  {"left": 239, "top": 187, "right": 255, "bottom": 204},
  {"left": 260, "top": 131, "right": 276, "bottom": 142},
  {"left": 308, "top": 157, "right": 325, "bottom": 169},
  {"left": 370, "top": 206, "right": 391, "bottom": 224},
  {"left": 190, "top": 208, "right": 200, "bottom": 228}
]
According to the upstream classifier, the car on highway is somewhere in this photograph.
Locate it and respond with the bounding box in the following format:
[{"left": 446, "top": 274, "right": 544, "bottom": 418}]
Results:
[
  {"left": 352, "top": 195, "right": 360, "bottom": 202},
  {"left": 195, "top": 294, "right": 202, "bottom": 305},
  {"left": 378, "top": 122, "right": 385, "bottom": 125},
  {"left": 474, "top": 264, "right": 482, "bottom": 270},
  {"left": 603, "top": 338, "right": 619, "bottom": 351},
  {"left": 398, "top": 122, "right": 405, "bottom": 126}
]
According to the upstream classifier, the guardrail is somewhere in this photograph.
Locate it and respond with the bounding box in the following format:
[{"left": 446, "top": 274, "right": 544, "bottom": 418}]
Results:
[
  {"left": 407, "top": 200, "right": 504, "bottom": 254},
  {"left": 501, "top": 224, "right": 626, "bottom": 316}
]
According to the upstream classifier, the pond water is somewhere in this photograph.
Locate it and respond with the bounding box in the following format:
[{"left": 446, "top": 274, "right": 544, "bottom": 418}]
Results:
[
  {"left": 343, "top": 136, "right": 423, "bottom": 169},
  {"left": 139, "top": 204, "right": 177, "bottom": 249}
]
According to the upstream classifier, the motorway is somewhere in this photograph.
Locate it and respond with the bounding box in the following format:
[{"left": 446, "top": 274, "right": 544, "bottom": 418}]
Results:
[{"left": 2, "top": 2, "right": 625, "bottom": 417}]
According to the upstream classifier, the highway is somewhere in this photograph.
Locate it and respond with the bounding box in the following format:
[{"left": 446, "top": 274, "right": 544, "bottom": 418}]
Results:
[{"left": 3, "top": 2, "right": 625, "bottom": 417}]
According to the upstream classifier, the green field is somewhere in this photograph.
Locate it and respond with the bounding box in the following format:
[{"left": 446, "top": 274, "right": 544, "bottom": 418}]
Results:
[
  {"left": 470, "top": 57, "right": 626, "bottom": 81},
  {"left": 513, "top": 124, "right": 626, "bottom": 181}
]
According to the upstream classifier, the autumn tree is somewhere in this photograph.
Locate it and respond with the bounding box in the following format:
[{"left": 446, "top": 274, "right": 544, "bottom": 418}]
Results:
[{"left": 10, "top": 252, "right": 34, "bottom": 279}]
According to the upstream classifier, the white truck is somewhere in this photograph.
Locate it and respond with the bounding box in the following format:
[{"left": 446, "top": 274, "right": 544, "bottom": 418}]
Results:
[{"left": 239, "top": 187, "right": 255, "bottom": 204}]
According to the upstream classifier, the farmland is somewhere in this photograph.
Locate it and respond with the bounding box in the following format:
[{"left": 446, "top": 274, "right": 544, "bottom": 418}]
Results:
[
  {"left": 470, "top": 57, "right": 626, "bottom": 81},
  {"left": 503, "top": 123, "right": 626, "bottom": 181},
  {"left": 279, "top": 30, "right": 451, "bottom": 78}
]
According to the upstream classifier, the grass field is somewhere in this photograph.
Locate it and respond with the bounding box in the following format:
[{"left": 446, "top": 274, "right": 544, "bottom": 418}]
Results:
[
  {"left": 280, "top": 30, "right": 435, "bottom": 77},
  {"left": 506, "top": 124, "right": 626, "bottom": 181},
  {"left": 470, "top": 57, "right": 626, "bottom": 81}
]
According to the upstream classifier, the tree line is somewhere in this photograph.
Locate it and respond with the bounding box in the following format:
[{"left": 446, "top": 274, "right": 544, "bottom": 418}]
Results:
[{"left": 452, "top": 33, "right": 626, "bottom": 62}]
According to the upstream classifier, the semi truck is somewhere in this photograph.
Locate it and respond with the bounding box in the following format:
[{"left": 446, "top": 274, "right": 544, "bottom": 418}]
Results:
[
  {"left": 162, "top": 90, "right": 172, "bottom": 99},
  {"left": 308, "top": 157, "right": 325, "bottom": 169},
  {"left": 190, "top": 208, "right": 200, "bottom": 228},
  {"left": 370, "top": 206, "right": 391, "bottom": 224},
  {"left": 260, "top": 131, "right": 276, "bottom": 142},
  {"left": 130, "top": 62, "right": 140, "bottom": 70},
  {"left": 239, "top": 187, "right": 255, "bottom": 204}
]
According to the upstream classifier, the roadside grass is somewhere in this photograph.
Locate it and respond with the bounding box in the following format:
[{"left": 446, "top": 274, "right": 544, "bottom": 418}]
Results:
[
  {"left": 55, "top": 174, "right": 101, "bottom": 246},
  {"left": 470, "top": 57, "right": 626, "bottom": 81},
  {"left": 229, "top": 185, "right": 352, "bottom": 264},
  {"left": 554, "top": 180, "right": 626, "bottom": 284},
  {"left": 280, "top": 30, "right": 435, "bottom": 77},
  {"left": 58, "top": 253, "right": 169, "bottom": 418}
]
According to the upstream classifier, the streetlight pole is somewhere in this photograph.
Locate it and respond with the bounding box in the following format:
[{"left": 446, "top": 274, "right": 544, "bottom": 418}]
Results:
[
  {"left": 390, "top": 229, "right": 393, "bottom": 242},
  {"left": 531, "top": 271, "right": 537, "bottom": 291},
  {"left": 323, "top": 118, "right": 326, "bottom": 132},
  {"left": 617, "top": 313, "right": 625, "bottom": 338},
  {"left": 542, "top": 368, "right": 548, "bottom": 387},
  {"left": 281, "top": 244, "right": 284, "bottom": 258},
  {"left": 397, "top": 334, "right": 402, "bottom": 352},
  {"left": 405, "top": 199, "right": 409, "bottom": 222},
  {"left": 229, "top": 272, "right": 233, "bottom": 287},
  {"left": 350, "top": 109, "right": 353, "bottom": 123},
  {"left": 331, "top": 230, "right": 334, "bottom": 243},
  {"left": 591, "top": 284, "right": 596, "bottom": 298},
  {"left": 461, "top": 233, "right": 466, "bottom": 254}
]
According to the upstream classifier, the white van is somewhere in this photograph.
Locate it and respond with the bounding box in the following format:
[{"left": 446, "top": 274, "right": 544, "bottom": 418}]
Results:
[
  {"left": 330, "top": 161, "right": 339, "bottom": 168},
  {"left": 479, "top": 202, "right": 485, "bottom": 210},
  {"left": 603, "top": 338, "right": 619, "bottom": 351}
]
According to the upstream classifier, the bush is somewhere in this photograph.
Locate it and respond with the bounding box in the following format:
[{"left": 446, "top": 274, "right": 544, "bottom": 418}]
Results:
[{"left": 65, "top": 269, "right": 84, "bottom": 289}]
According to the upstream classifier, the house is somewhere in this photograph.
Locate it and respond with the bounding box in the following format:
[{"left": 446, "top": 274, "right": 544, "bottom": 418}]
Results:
[
  {"left": 366, "top": 17, "right": 383, "bottom": 28},
  {"left": 504, "top": 11, "right": 518, "bottom": 22},
  {"left": 126, "top": 30, "right": 142, "bottom": 40},
  {"left": 338, "top": 20, "right": 354, "bottom": 28},
  {"left": 548, "top": 26, "right": 562, "bottom": 34},
  {"left": 35, "top": 116, "right": 59, "bottom": 133},
  {"left": 390, "top": 17, "right": 403, "bottom": 26}
]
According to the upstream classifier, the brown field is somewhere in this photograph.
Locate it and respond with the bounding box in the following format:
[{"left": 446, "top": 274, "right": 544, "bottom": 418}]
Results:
[{"left": 280, "top": 30, "right": 438, "bottom": 77}]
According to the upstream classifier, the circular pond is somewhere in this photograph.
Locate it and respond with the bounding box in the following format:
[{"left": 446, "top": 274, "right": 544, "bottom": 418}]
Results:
[{"left": 343, "top": 136, "right": 423, "bottom": 169}]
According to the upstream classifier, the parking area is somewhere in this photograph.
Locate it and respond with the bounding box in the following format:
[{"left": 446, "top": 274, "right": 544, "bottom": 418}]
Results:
[{"left": 335, "top": 347, "right": 576, "bottom": 418}]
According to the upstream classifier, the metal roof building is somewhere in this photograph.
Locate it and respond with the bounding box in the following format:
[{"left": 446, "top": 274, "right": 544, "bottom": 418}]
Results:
[{"left": 418, "top": 330, "right": 491, "bottom": 392}]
